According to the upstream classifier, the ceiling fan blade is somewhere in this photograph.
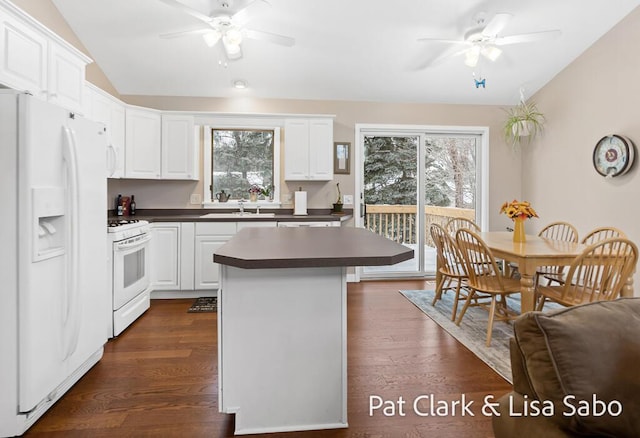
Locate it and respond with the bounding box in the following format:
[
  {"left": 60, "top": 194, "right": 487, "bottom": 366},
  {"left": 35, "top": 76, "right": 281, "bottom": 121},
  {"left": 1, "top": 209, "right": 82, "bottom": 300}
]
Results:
[
  {"left": 159, "top": 26, "right": 212, "bottom": 39},
  {"left": 417, "top": 38, "right": 472, "bottom": 46},
  {"left": 244, "top": 29, "right": 295, "bottom": 47},
  {"left": 481, "top": 13, "right": 512, "bottom": 37},
  {"left": 495, "top": 30, "right": 561, "bottom": 45},
  {"left": 157, "top": 0, "right": 214, "bottom": 23},
  {"left": 415, "top": 46, "right": 471, "bottom": 70},
  {"left": 232, "top": 0, "right": 270, "bottom": 27}
]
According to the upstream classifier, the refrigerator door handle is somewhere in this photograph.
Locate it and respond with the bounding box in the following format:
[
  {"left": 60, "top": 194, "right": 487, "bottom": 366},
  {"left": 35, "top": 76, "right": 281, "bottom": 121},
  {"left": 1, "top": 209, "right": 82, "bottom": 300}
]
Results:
[{"left": 62, "top": 127, "right": 81, "bottom": 360}]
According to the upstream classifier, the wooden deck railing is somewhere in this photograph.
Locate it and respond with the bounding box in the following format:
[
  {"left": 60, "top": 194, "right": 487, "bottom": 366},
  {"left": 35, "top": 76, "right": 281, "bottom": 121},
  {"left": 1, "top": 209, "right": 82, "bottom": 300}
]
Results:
[{"left": 364, "top": 205, "right": 475, "bottom": 246}]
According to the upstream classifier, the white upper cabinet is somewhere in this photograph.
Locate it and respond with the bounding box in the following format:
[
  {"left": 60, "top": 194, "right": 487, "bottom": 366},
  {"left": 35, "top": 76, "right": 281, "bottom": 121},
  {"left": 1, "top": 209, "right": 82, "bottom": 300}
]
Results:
[
  {"left": 284, "top": 118, "right": 333, "bottom": 181},
  {"left": 125, "top": 106, "right": 162, "bottom": 179},
  {"left": 161, "top": 114, "right": 197, "bottom": 180},
  {"left": 0, "top": 2, "right": 90, "bottom": 114},
  {"left": 47, "top": 41, "right": 86, "bottom": 112},
  {"left": 86, "top": 84, "right": 125, "bottom": 178}
]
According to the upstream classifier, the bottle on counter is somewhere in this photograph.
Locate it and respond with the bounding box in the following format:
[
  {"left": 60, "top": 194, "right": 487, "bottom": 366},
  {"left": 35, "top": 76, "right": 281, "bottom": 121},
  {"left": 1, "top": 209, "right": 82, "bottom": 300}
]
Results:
[
  {"left": 116, "top": 194, "right": 123, "bottom": 216},
  {"left": 130, "top": 195, "right": 136, "bottom": 215}
]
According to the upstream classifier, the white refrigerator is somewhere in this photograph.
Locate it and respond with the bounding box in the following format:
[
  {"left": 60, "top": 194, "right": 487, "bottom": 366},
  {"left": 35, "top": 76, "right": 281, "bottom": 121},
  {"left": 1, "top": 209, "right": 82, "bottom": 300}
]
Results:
[{"left": 0, "top": 91, "right": 108, "bottom": 436}]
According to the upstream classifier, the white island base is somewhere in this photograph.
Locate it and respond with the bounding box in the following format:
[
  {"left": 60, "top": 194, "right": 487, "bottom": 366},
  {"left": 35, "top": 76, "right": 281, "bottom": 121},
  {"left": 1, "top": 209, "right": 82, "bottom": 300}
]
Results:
[{"left": 218, "top": 265, "right": 348, "bottom": 435}]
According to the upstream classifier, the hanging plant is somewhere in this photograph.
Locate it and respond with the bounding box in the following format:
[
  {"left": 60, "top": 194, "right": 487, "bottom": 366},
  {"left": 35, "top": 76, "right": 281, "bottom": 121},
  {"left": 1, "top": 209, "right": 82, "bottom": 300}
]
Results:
[{"left": 503, "top": 99, "right": 545, "bottom": 148}]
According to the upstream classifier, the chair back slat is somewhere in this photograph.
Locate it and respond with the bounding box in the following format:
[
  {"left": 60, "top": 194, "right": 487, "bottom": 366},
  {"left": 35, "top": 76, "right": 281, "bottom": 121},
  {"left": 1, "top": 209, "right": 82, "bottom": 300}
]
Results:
[
  {"left": 581, "top": 227, "right": 627, "bottom": 245},
  {"left": 560, "top": 238, "right": 638, "bottom": 304},
  {"left": 446, "top": 217, "right": 480, "bottom": 235},
  {"left": 538, "top": 221, "right": 579, "bottom": 243},
  {"left": 455, "top": 228, "right": 504, "bottom": 293},
  {"left": 430, "top": 223, "right": 465, "bottom": 276}
]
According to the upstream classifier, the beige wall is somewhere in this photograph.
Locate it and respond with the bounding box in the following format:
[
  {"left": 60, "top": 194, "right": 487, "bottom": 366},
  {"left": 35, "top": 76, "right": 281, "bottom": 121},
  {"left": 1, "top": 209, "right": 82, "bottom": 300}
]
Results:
[{"left": 524, "top": 6, "right": 640, "bottom": 241}]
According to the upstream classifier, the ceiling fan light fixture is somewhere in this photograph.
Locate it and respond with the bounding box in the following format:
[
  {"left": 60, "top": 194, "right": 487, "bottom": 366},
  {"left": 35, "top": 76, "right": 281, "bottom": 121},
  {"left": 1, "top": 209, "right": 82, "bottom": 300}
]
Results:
[
  {"left": 202, "top": 30, "right": 221, "bottom": 47},
  {"left": 481, "top": 45, "right": 502, "bottom": 62},
  {"left": 464, "top": 47, "right": 480, "bottom": 67},
  {"left": 225, "top": 28, "right": 243, "bottom": 46}
]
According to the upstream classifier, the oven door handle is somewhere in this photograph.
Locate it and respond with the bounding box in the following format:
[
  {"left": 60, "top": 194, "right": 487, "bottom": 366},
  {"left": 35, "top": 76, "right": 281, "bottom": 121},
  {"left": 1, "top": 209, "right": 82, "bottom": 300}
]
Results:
[{"left": 115, "top": 234, "right": 152, "bottom": 251}]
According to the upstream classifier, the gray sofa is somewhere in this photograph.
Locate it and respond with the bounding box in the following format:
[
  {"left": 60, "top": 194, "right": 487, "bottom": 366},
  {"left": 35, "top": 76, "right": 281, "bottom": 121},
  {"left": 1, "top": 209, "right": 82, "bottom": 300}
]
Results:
[{"left": 492, "top": 298, "right": 640, "bottom": 437}]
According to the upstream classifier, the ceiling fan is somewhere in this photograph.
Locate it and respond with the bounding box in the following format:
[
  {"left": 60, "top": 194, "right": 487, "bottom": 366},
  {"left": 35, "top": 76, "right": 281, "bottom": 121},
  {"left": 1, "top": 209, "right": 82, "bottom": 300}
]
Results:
[
  {"left": 158, "top": 0, "right": 295, "bottom": 61},
  {"left": 417, "top": 12, "right": 561, "bottom": 68}
]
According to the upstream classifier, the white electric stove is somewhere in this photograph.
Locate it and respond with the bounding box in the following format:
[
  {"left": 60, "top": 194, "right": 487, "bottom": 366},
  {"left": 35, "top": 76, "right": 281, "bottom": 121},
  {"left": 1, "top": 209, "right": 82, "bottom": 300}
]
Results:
[{"left": 107, "top": 218, "right": 151, "bottom": 336}]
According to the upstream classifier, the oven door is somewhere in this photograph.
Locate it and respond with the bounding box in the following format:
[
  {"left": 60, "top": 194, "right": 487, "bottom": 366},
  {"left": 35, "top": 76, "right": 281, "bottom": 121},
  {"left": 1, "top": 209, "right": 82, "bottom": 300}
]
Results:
[{"left": 113, "top": 233, "right": 151, "bottom": 310}]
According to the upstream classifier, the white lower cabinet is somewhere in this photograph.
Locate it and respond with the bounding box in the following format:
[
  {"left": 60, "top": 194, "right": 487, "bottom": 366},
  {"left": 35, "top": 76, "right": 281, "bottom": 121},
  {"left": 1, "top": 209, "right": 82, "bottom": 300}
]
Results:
[
  {"left": 194, "top": 222, "right": 237, "bottom": 291},
  {"left": 150, "top": 223, "right": 181, "bottom": 290},
  {"left": 151, "top": 221, "right": 277, "bottom": 295}
]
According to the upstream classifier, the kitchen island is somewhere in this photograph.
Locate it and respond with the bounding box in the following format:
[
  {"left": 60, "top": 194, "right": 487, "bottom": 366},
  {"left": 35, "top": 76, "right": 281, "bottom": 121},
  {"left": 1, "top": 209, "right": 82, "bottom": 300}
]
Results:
[{"left": 214, "top": 227, "right": 413, "bottom": 435}]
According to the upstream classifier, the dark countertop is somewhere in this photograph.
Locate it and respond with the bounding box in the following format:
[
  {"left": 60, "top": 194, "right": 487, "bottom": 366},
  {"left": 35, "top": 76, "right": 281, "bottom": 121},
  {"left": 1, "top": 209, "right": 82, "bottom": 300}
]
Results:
[
  {"left": 214, "top": 227, "right": 414, "bottom": 269},
  {"left": 110, "top": 208, "right": 352, "bottom": 223}
]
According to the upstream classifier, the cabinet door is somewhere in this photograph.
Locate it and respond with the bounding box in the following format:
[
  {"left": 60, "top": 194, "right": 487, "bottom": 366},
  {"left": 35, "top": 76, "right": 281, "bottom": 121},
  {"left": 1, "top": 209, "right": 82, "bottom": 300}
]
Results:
[
  {"left": 308, "top": 118, "right": 333, "bottom": 180},
  {"left": 125, "top": 107, "right": 161, "bottom": 179},
  {"left": 90, "top": 89, "right": 125, "bottom": 178},
  {"left": 194, "top": 235, "right": 231, "bottom": 290},
  {"left": 151, "top": 224, "right": 181, "bottom": 290},
  {"left": 284, "top": 119, "right": 310, "bottom": 180},
  {"left": 0, "top": 14, "right": 47, "bottom": 97},
  {"left": 109, "top": 104, "right": 126, "bottom": 178},
  {"left": 161, "top": 114, "right": 196, "bottom": 180},
  {"left": 48, "top": 42, "right": 85, "bottom": 113}
]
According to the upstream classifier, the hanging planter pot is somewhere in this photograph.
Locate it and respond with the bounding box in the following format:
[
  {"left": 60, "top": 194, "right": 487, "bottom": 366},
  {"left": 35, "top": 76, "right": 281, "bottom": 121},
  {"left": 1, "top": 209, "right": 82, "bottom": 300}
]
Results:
[{"left": 504, "top": 100, "right": 545, "bottom": 148}]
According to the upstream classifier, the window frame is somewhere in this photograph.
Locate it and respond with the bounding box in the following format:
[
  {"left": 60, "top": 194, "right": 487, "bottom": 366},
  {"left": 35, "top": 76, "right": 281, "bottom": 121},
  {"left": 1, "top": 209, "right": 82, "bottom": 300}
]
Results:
[{"left": 203, "top": 124, "right": 281, "bottom": 208}]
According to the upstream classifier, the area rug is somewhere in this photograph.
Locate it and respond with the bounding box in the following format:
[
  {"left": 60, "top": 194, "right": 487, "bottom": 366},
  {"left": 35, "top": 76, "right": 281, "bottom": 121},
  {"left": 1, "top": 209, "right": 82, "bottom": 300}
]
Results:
[
  {"left": 187, "top": 297, "right": 217, "bottom": 313},
  {"left": 399, "top": 289, "right": 516, "bottom": 383}
]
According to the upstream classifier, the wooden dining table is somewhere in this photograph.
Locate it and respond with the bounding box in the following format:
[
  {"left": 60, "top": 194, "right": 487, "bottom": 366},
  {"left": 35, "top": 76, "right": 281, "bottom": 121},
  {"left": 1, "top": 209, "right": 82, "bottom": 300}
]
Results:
[{"left": 479, "top": 231, "right": 635, "bottom": 313}]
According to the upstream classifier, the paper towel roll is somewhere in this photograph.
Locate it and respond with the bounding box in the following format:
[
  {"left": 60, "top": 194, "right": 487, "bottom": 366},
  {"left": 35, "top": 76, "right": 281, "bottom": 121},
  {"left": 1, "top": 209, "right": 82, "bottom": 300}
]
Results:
[{"left": 294, "top": 191, "right": 308, "bottom": 215}]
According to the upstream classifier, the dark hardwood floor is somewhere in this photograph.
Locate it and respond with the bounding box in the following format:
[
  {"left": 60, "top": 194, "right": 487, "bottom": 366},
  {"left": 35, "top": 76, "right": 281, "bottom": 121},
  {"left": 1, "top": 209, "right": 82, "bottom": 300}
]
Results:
[{"left": 24, "top": 280, "right": 511, "bottom": 437}]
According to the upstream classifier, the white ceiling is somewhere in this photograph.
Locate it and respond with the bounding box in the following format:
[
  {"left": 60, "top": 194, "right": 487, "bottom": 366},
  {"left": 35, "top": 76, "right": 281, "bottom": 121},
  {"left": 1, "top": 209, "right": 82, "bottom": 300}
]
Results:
[{"left": 51, "top": 0, "right": 640, "bottom": 105}]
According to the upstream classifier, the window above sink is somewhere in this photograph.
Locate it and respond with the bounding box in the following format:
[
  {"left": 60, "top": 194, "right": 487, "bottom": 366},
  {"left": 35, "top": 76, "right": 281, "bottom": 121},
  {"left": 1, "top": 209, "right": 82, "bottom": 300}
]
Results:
[{"left": 202, "top": 123, "right": 281, "bottom": 207}]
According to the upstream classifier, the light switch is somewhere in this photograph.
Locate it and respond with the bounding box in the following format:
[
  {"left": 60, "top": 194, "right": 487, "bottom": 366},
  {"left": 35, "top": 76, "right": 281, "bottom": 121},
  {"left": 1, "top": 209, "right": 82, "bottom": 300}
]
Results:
[
  {"left": 343, "top": 195, "right": 354, "bottom": 205},
  {"left": 190, "top": 194, "right": 202, "bottom": 204}
]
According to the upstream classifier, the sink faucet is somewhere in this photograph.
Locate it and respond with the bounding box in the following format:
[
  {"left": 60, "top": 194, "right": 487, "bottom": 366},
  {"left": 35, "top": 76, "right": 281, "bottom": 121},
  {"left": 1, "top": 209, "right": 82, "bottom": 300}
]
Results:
[
  {"left": 256, "top": 205, "right": 261, "bottom": 214},
  {"left": 238, "top": 199, "right": 245, "bottom": 214}
]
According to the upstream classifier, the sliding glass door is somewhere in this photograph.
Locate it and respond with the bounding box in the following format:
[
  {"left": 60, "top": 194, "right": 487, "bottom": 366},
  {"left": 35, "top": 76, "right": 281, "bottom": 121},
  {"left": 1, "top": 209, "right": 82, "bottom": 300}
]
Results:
[
  {"left": 358, "top": 126, "right": 485, "bottom": 279},
  {"left": 362, "top": 134, "right": 421, "bottom": 276}
]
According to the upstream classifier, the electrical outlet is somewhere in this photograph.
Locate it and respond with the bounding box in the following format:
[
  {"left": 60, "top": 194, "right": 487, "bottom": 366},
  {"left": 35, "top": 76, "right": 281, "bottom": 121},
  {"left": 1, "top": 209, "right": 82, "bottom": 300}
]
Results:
[
  {"left": 283, "top": 193, "right": 292, "bottom": 203},
  {"left": 343, "top": 195, "right": 354, "bottom": 205},
  {"left": 190, "top": 193, "right": 202, "bottom": 205}
]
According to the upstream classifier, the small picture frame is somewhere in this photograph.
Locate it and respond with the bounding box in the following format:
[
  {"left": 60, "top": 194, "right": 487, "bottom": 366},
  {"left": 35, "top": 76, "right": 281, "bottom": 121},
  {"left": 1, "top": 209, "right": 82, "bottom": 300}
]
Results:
[{"left": 334, "top": 142, "right": 351, "bottom": 174}]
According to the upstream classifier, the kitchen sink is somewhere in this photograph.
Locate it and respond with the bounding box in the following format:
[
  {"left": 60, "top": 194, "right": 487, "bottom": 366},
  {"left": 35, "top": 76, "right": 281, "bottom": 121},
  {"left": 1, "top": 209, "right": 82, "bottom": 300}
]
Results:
[{"left": 200, "top": 212, "right": 276, "bottom": 218}]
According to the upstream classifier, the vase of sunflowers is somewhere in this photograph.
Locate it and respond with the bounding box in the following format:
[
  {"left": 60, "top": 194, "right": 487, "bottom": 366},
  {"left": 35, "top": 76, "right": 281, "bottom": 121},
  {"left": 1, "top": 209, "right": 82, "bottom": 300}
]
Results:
[{"left": 500, "top": 200, "right": 538, "bottom": 243}]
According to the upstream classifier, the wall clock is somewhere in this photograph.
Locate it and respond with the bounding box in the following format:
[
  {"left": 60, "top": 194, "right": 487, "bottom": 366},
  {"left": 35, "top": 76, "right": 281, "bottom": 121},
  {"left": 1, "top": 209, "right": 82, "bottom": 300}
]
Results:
[{"left": 592, "top": 135, "right": 635, "bottom": 177}]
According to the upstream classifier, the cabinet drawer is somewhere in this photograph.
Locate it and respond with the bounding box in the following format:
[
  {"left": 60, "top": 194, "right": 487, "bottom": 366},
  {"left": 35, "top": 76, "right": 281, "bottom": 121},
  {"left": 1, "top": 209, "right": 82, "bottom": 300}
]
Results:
[
  {"left": 196, "top": 222, "right": 237, "bottom": 236},
  {"left": 236, "top": 221, "right": 277, "bottom": 231}
]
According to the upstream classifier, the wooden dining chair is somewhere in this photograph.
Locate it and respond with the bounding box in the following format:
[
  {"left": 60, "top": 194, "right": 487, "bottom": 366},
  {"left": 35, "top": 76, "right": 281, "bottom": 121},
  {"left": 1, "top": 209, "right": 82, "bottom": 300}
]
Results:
[
  {"left": 455, "top": 228, "right": 522, "bottom": 346},
  {"left": 445, "top": 217, "right": 480, "bottom": 235},
  {"left": 534, "top": 221, "right": 580, "bottom": 285},
  {"left": 536, "top": 237, "right": 638, "bottom": 310},
  {"left": 430, "top": 223, "right": 469, "bottom": 321},
  {"left": 581, "top": 226, "right": 627, "bottom": 245},
  {"left": 543, "top": 227, "right": 628, "bottom": 286}
]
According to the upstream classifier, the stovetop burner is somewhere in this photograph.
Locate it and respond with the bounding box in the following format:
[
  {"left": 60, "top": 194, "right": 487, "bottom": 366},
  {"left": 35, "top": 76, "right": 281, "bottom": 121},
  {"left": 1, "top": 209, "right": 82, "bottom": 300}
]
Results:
[
  {"left": 107, "top": 219, "right": 149, "bottom": 237},
  {"left": 108, "top": 218, "right": 140, "bottom": 227}
]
